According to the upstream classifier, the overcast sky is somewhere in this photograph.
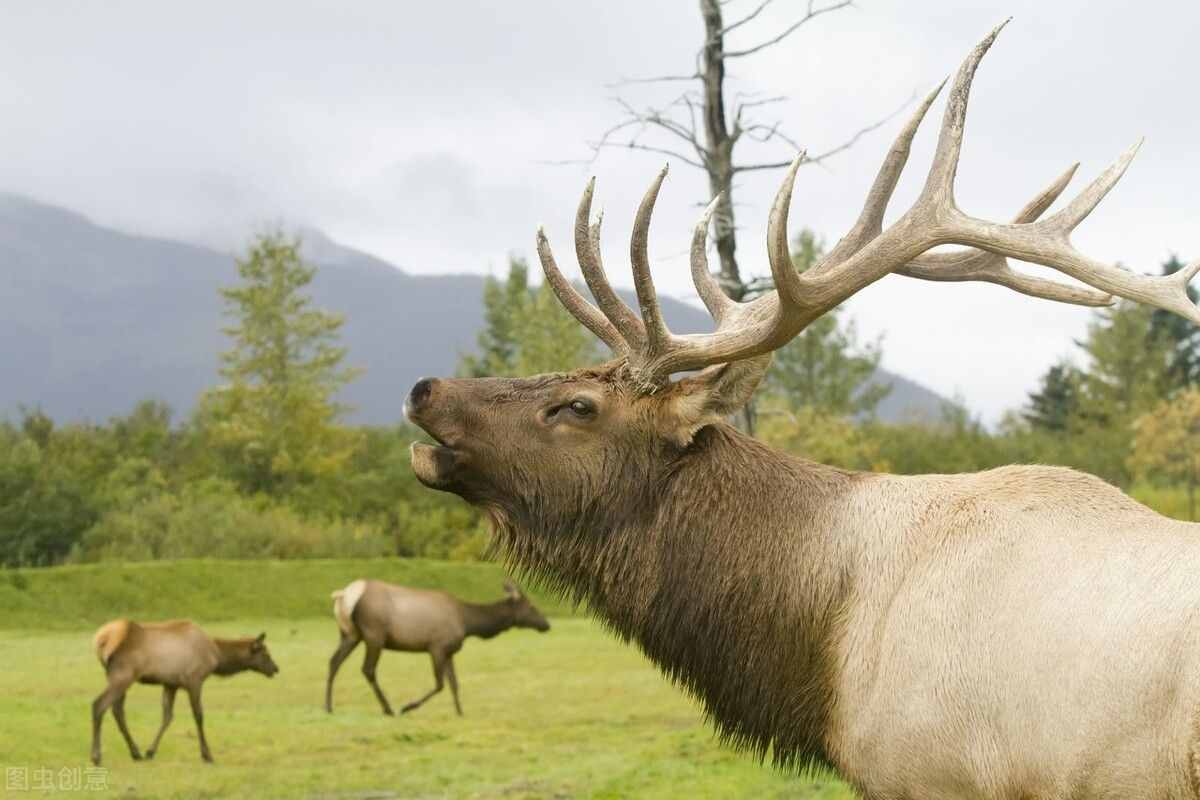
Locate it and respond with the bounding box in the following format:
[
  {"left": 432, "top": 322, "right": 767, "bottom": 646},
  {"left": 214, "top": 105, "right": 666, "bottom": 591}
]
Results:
[{"left": 1, "top": 1, "right": 1195, "bottom": 422}]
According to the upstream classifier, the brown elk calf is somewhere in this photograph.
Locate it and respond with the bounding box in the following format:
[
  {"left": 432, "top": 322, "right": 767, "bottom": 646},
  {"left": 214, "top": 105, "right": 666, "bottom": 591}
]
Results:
[
  {"left": 325, "top": 579, "right": 549, "bottom": 716},
  {"left": 90, "top": 619, "right": 279, "bottom": 765}
]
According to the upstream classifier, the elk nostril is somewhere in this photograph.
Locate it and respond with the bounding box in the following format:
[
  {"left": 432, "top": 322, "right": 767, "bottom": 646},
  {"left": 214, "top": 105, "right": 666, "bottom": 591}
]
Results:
[{"left": 408, "top": 377, "right": 435, "bottom": 411}]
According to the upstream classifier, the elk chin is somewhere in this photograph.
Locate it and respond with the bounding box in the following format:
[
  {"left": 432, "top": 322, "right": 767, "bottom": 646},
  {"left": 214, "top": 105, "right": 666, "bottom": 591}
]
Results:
[{"left": 410, "top": 441, "right": 463, "bottom": 491}]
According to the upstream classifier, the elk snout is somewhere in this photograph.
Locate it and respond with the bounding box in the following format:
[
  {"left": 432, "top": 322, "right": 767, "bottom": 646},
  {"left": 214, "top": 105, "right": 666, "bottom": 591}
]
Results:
[{"left": 406, "top": 377, "right": 438, "bottom": 417}]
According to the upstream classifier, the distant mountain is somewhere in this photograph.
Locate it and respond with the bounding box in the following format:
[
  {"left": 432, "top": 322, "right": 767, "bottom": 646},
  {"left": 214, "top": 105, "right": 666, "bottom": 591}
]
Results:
[{"left": 0, "top": 193, "right": 954, "bottom": 425}]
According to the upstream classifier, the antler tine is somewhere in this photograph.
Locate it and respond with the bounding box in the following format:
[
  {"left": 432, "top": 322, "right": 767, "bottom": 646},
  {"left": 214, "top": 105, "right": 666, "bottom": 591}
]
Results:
[
  {"left": 819, "top": 80, "right": 947, "bottom": 270},
  {"left": 920, "top": 19, "right": 1010, "bottom": 212},
  {"left": 630, "top": 165, "right": 673, "bottom": 352},
  {"left": 575, "top": 179, "right": 646, "bottom": 348},
  {"left": 1016, "top": 162, "right": 1080, "bottom": 223},
  {"left": 1042, "top": 141, "right": 1141, "bottom": 234},
  {"left": 766, "top": 155, "right": 810, "bottom": 309},
  {"left": 690, "top": 195, "right": 735, "bottom": 323},
  {"left": 536, "top": 228, "right": 629, "bottom": 354},
  {"left": 898, "top": 163, "right": 1114, "bottom": 307},
  {"left": 902, "top": 162, "right": 1077, "bottom": 273}
]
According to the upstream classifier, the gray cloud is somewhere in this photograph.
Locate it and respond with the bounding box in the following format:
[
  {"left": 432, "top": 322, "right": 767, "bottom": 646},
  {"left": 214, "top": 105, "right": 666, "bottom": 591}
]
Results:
[{"left": 1, "top": 0, "right": 1194, "bottom": 421}]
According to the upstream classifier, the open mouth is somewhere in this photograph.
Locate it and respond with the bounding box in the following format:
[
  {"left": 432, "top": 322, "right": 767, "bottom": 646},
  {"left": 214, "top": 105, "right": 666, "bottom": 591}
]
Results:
[{"left": 410, "top": 440, "right": 460, "bottom": 489}]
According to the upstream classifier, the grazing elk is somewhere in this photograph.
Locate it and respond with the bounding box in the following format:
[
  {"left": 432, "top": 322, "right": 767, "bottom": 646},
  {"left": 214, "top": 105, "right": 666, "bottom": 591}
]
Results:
[
  {"left": 90, "top": 619, "right": 278, "bottom": 765},
  {"left": 325, "top": 579, "right": 549, "bottom": 716},
  {"left": 405, "top": 24, "right": 1200, "bottom": 800}
]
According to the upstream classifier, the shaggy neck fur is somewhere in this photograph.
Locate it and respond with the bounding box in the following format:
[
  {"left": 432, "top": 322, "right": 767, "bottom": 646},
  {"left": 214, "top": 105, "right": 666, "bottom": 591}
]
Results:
[
  {"left": 489, "top": 422, "right": 866, "bottom": 770},
  {"left": 460, "top": 600, "right": 517, "bottom": 640}
]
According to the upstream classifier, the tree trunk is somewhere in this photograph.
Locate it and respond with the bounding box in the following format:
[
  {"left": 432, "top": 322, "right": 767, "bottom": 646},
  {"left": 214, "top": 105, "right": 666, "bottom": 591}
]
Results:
[
  {"left": 699, "top": 0, "right": 743, "bottom": 301},
  {"left": 699, "top": 0, "right": 756, "bottom": 434}
]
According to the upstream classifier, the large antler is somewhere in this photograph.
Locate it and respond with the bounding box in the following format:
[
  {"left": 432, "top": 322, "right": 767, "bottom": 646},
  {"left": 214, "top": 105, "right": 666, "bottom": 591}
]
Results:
[{"left": 537, "top": 21, "right": 1200, "bottom": 389}]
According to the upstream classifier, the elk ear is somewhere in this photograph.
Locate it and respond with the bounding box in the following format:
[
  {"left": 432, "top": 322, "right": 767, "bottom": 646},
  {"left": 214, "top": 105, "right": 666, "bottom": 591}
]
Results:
[
  {"left": 503, "top": 580, "right": 521, "bottom": 600},
  {"left": 665, "top": 356, "right": 770, "bottom": 445},
  {"left": 255, "top": 633, "right": 266, "bottom": 644}
]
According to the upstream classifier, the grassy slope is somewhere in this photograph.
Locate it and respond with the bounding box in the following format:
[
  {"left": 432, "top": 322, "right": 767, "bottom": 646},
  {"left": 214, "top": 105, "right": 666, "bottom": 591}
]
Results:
[
  {"left": 0, "top": 560, "right": 856, "bottom": 798},
  {"left": 0, "top": 558, "right": 578, "bottom": 631}
]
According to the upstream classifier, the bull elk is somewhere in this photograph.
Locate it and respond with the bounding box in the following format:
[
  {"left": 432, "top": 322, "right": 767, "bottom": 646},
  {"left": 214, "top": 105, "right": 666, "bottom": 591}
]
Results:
[
  {"left": 325, "top": 579, "right": 550, "bottom": 716},
  {"left": 405, "top": 24, "right": 1200, "bottom": 800},
  {"left": 90, "top": 619, "right": 278, "bottom": 765}
]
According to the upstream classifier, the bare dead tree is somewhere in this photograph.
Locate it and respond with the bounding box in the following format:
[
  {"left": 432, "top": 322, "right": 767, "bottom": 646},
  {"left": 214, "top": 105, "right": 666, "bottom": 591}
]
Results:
[
  {"left": 587, "top": 0, "right": 906, "bottom": 303},
  {"left": 578, "top": 0, "right": 907, "bottom": 432}
]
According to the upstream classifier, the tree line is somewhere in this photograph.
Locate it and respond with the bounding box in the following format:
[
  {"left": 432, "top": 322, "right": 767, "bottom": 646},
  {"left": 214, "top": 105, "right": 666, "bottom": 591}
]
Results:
[{"left": 2, "top": 232, "right": 1195, "bottom": 568}]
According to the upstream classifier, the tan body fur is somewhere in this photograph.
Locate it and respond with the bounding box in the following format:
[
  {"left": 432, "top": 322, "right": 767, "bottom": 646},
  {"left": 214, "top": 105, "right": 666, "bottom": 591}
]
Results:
[
  {"left": 827, "top": 466, "right": 1200, "bottom": 798},
  {"left": 90, "top": 619, "right": 277, "bottom": 765},
  {"left": 325, "top": 579, "right": 549, "bottom": 716}
]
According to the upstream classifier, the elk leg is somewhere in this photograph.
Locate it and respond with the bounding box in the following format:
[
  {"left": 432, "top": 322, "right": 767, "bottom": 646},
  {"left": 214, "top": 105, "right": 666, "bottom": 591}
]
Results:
[
  {"left": 445, "top": 657, "right": 462, "bottom": 716},
  {"left": 112, "top": 692, "right": 143, "bottom": 760},
  {"left": 361, "top": 644, "right": 394, "bottom": 716},
  {"left": 145, "top": 686, "right": 177, "bottom": 759},
  {"left": 90, "top": 674, "right": 133, "bottom": 766},
  {"left": 186, "top": 685, "right": 213, "bottom": 763},
  {"left": 325, "top": 632, "right": 361, "bottom": 713},
  {"left": 400, "top": 650, "right": 447, "bottom": 714}
]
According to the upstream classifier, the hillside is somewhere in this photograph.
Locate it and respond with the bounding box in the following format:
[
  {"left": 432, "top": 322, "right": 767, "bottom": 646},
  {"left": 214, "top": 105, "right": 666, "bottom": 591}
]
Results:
[
  {"left": 0, "top": 558, "right": 576, "bottom": 630},
  {"left": 0, "top": 193, "right": 952, "bottom": 424}
]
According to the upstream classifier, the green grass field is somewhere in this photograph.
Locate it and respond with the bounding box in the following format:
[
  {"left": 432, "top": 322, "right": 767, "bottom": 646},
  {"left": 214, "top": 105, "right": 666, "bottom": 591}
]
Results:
[{"left": 0, "top": 560, "right": 855, "bottom": 798}]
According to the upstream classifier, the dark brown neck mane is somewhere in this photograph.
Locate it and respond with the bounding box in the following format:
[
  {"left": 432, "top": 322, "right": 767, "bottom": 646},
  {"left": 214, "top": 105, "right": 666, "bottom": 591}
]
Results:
[
  {"left": 489, "top": 422, "right": 864, "bottom": 771},
  {"left": 212, "top": 639, "right": 256, "bottom": 677},
  {"left": 459, "top": 599, "right": 516, "bottom": 640}
]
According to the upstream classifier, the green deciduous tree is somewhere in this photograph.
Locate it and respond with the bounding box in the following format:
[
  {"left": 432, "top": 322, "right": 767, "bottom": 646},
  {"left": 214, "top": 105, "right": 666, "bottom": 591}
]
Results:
[
  {"left": 459, "top": 256, "right": 599, "bottom": 378},
  {"left": 1076, "top": 301, "right": 1172, "bottom": 426},
  {"left": 1129, "top": 388, "right": 1200, "bottom": 520},
  {"left": 197, "top": 232, "right": 361, "bottom": 497}
]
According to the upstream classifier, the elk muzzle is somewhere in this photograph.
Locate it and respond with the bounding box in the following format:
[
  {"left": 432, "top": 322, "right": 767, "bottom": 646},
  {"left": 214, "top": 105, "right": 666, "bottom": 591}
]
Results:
[{"left": 407, "top": 377, "right": 469, "bottom": 490}]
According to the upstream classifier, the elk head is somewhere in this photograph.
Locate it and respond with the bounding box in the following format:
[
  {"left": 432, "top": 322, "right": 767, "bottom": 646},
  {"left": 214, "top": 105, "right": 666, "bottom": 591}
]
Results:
[
  {"left": 246, "top": 633, "right": 279, "bottom": 677},
  {"left": 407, "top": 22, "right": 1199, "bottom": 547},
  {"left": 504, "top": 580, "right": 551, "bottom": 632}
]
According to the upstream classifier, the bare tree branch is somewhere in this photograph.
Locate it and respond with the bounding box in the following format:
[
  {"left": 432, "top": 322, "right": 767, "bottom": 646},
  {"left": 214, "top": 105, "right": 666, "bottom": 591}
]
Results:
[
  {"left": 717, "top": 0, "right": 776, "bottom": 39},
  {"left": 604, "top": 73, "right": 701, "bottom": 88},
  {"left": 603, "top": 99, "right": 706, "bottom": 156},
  {"left": 732, "top": 90, "right": 914, "bottom": 173},
  {"left": 725, "top": 0, "right": 854, "bottom": 58},
  {"left": 589, "top": 141, "right": 708, "bottom": 170}
]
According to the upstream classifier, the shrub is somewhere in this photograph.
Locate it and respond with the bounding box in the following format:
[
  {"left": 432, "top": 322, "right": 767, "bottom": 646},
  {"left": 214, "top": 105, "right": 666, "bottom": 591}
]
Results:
[{"left": 71, "top": 479, "right": 392, "bottom": 562}]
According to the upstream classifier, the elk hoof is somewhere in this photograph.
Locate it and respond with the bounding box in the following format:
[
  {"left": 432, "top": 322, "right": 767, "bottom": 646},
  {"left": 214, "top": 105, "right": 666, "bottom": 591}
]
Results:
[
  {"left": 145, "top": 750, "right": 157, "bottom": 760},
  {"left": 131, "top": 750, "right": 143, "bottom": 761},
  {"left": 202, "top": 753, "right": 214, "bottom": 764}
]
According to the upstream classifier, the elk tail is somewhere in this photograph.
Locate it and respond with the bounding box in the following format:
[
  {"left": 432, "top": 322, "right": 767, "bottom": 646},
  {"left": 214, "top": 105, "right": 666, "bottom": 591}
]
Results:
[
  {"left": 332, "top": 580, "right": 367, "bottom": 637},
  {"left": 93, "top": 619, "right": 131, "bottom": 668}
]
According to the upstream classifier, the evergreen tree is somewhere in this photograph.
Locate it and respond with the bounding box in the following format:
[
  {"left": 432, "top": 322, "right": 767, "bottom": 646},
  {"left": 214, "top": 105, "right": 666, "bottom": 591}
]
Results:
[
  {"left": 1151, "top": 254, "right": 1200, "bottom": 389},
  {"left": 198, "top": 232, "right": 361, "bottom": 496},
  {"left": 1024, "top": 362, "right": 1081, "bottom": 432}
]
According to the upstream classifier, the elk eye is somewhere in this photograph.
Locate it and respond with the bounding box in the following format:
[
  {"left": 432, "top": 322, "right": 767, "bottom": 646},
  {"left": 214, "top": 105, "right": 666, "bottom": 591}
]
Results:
[{"left": 567, "top": 399, "right": 595, "bottom": 417}]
